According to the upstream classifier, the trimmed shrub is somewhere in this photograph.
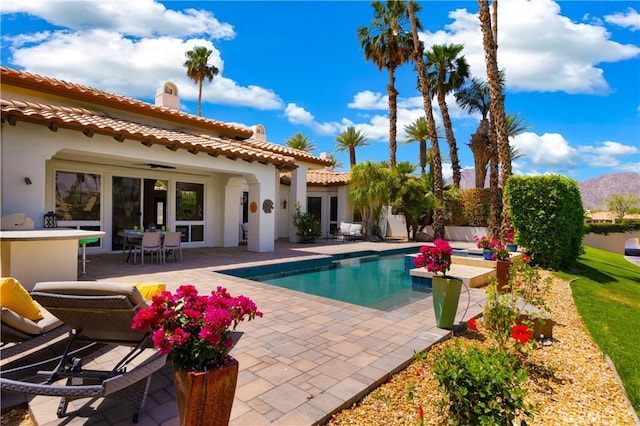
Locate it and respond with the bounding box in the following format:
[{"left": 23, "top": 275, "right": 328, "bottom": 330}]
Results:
[
  {"left": 585, "top": 221, "right": 640, "bottom": 235},
  {"left": 432, "top": 343, "right": 533, "bottom": 425},
  {"left": 505, "top": 175, "right": 584, "bottom": 270},
  {"left": 445, "top": 188, "right": 493, "bottom": 226}
]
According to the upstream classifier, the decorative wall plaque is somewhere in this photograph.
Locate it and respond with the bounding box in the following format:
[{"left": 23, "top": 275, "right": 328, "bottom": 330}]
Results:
[{"left": 262, "top": 199, "right": 274, "bottom": 214}]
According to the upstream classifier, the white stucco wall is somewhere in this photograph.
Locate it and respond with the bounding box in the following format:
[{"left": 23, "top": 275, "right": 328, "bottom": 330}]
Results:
[{"left": 583, "top": 231, "right": 640, "bottom": 255}]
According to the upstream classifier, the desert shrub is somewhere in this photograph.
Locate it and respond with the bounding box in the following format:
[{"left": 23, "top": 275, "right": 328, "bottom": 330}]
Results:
[
  {"left": 432, "top": 343, "right": 533, "bottom": 425},
  {"left": 292, "top": 204, "right": 321, "bottom": 243},
  {"left": 505, "top": 175, "right": 584, "bottom": 270},
  {"left": 482, "top": 260, "right": 552, "bottom": 352}
]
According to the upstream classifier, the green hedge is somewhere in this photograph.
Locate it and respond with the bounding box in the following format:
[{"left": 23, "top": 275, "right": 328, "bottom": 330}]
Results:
[
  {"left": 446, "top": 188, "right": 494, "bottom": 226},
  {"left": 505, "top": 175, "right": 584, "bottom": 270},
  {"left": 585, "top": 221, "right": 640, "bottom": 235}
]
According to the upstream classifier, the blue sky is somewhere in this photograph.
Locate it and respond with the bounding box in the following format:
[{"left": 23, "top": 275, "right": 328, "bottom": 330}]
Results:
[{"left": 2, "top": 0, "right": 639, "bottom": 183}]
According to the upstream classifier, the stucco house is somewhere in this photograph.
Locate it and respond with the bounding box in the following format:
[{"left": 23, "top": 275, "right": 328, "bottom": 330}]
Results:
[{"left": 0, "top": 66, "right": 353, "bottom": 253}]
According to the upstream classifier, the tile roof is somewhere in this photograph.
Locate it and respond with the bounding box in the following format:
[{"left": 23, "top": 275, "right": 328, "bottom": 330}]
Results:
[
  {"left": 1, "top": 99, "right": 298, "bottom": 170},
  {"left": 243, "top": 138, "right": 333, "bottom": 167},
  {"left": 0, "top": 66, "right": 253, "bottom": 139},
  {"left": 280, "top": 169, "right": 350, "bottom": 186}
]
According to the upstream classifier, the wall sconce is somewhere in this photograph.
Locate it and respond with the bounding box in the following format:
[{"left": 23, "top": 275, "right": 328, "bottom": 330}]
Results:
[
  {"left": 24, "top": 177, "right": 32, "bottom": 185},
  {"left": 282, "top": 200, "right": 287, "bottom": 209}
]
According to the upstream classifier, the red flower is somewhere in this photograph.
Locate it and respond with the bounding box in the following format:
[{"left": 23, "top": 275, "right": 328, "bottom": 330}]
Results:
[
  {"left": 468, "top": 318, "right": 478, "bottom": 331},
  {"left": 523, "top": 255, "right": 531, "bottom": 263},
  {"left": 511, "top": 324, "right": 532, "bottom": 344},
  {"left": 418, "top": 405, "right": 424, "bottom": 423}
]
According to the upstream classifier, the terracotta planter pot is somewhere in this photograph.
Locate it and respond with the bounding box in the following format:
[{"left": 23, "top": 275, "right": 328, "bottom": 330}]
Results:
[
  {"left": 496, "top": 260, "right": 513, "bottom": 292},
  {"left": 173, "top": 357, "right": 239, "bottom": 426},
  {"left": 432, "top": 276, "right": 463, "bottom": 329}
]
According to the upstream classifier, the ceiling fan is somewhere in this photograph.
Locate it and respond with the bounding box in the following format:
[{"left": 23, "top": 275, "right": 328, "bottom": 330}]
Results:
[{"left": 132, "top": 163, "right": 176, "bottom": 170}]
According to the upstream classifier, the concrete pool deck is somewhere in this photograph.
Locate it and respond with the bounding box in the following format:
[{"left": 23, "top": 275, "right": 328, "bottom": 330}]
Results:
[{"left": 10, "top": 239, "right": 488, "bottom": 425}]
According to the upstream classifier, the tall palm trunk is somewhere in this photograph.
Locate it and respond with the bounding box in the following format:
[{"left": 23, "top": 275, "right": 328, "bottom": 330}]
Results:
[
  {"left": 436, "top": 90, "right": 461, "bottom": 188},
  {"left": 468, "top": 118, "right": 491, "bottom": 188},
  {"left": 487, "top": 116, "right": 500, "bottom": 236},
  {"left": 479, "top": 0, "right": 510, "bottom": 238},
  {"left": 197, "top": 81, "right": 203, "bottom": 117},
  {"left": 408, "top": 0, "right": 444, "bottom": 238},
  {"left": 387, "top": 70, "right": 398, "bottom": 168},
  {"left": 349, "top": 148, "right": 356, "bottom": 168}
]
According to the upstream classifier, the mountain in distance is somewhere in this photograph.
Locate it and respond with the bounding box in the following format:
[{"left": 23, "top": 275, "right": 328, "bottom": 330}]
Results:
[
  {"left": 578, "top": 171, "right": 640, "bottom": 210},
  {"left": 449, "top": 170, "right": 640, "bottom": 210}
]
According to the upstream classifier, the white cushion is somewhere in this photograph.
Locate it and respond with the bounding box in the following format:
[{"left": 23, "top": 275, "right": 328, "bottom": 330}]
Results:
[
  {"left": 339, "top": 222, "right": 351, "bottom": 234},
  {"left": 349, "top": 224, "right": 363, "bottom": 235}
]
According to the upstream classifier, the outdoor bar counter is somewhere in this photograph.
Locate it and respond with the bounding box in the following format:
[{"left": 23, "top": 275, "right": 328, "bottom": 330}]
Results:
[{"left": 0, "top": 229, "right": 105, "bottom": 291}]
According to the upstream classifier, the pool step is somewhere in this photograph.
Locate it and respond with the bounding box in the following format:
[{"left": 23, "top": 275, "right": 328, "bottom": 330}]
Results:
[{"left": 409, "top": 264, "right": 496, "bottom": 289}]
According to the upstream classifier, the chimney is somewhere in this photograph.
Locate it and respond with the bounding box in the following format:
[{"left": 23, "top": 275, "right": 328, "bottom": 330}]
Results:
[
  {"left": 251, "top": 124, "right": 266, "bottom": 141},
  {"left": 320, "top": 152, "right": 333, "bottom": 170},
  {"left": 155, "top": 82, "right": 180, "bottom": 110}
]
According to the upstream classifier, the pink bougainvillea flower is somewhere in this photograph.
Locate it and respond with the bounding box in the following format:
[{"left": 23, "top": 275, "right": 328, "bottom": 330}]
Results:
[{"left": 511, "top": 324, "right": 532, "bottom": 344}]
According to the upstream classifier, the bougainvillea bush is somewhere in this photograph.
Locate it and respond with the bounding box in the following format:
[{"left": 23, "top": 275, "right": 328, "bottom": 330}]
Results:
[
  {"left": 413, "top": 238, "right": 453, "bottom": 276},
  {"left": 132, "top": 284, "right": 262, "bottom": 371}
]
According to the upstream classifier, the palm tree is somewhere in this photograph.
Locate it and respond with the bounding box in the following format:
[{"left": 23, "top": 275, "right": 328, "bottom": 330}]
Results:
[
  {"left": 358, "top": 1, "right": 415, "bottom": 168},
  {"left": 335, "top": 126, "right": 369, "bottom": 168},
  {"left": 425, "top": 43, "right": 470, "bottom": 189},
  {"left": 285, "top": 132, "right": 317, "bottom": 152},
  {"left": 407, "top": 0, "right": 445, "bottom": 239},
  {"left": 455, "top": 77, "right": 491, "bottom": 188},
  {"left": 478, "top": 0, "right": 511, "bottom": 238},
  {"left": 348, "top": 161, "right": 393, "bottom": 239},
  {"left": 183, "top": 46, "right": 219, "bottom": 117},
  {"left": 402, "top": 117, "right": 429, "bottom": 176}
]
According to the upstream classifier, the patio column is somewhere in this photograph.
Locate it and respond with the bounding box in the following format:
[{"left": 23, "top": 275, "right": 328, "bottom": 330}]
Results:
[
  {"left": 223, "top": 177, "right": 244, "bottom": 247},
  {"left": 247, "top": 175, "right": 276, "bottom": 252},
  {"left": 288, "top": 165, "right": 307, "bottom": 242}
]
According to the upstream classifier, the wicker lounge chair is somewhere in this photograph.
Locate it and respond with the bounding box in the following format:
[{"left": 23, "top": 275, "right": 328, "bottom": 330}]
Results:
[{"left": 0, "top": 281, "right": 167, "bottom": 423}]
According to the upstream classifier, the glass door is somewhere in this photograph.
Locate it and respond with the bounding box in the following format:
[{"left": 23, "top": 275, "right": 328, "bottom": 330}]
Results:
[{"left": 112, "top": 177, "right": 141, "bottom": 251}]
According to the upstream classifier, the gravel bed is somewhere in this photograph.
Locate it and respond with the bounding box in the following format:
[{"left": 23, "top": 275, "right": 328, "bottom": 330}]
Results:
[{"left": 328, "top": 273, "right": 637, "bottom": 425}]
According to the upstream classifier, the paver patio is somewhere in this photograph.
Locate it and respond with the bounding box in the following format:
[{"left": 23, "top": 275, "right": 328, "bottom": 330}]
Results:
[{"left": 6, "top": 239, "right": 487, "bottom": 425}]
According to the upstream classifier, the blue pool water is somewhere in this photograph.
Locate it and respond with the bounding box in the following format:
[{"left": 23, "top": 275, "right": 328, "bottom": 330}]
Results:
[{"left": 222, "top": 252, "right": 430, "bottom": 312}]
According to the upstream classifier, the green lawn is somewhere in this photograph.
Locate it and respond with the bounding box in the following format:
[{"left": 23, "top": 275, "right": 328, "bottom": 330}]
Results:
[{"left": 556, "top": 246, "right": 640, "bottom": 415}]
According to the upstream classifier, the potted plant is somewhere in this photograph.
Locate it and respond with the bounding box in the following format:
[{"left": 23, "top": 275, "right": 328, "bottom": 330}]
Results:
[
  {"left": 132, "top": 285, "right": 262, "bottom": 425},
  {"left": 474, "top": 235, "right": 496, "bottom": 260},
  {"left": 505, "top": 230, "right": 518, "bottom": 252},
  {"left": 414, "top": 238, "right": 462, "bottom": 329},
  {"left": 492, "top": 243, "right": 512, "bottom": 292}
]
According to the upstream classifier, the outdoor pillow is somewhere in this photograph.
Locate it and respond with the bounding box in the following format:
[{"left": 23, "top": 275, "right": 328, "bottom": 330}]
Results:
[
  {"left": 339, "top": 222, "right": 351, "bottom": 234},
  {"left": 134, "top": 282, "right": 166, "bottom": 301},
  {"left": 0, "top": 277, "right": 43, "bottom": 321},
  {"left": 349, "top": 224, "right": 363, "bottom": 235}
]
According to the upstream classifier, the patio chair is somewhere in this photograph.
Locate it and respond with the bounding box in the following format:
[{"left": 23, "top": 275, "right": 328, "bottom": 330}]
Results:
[
  {"left": 0, "top": 281, "right": 167, "bottom": 423},
  {"left": 133, "top": 232, "right": 162, "bottom": 265},
  {"left": 240, "top": 222, "right": 248, "bottom": 245},
  {"left": 162, "top": 231, "right": 183, "bottom": 262}
]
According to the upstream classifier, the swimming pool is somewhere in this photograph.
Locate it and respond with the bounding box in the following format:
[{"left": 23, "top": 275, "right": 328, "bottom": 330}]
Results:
[{"left": 221, "top": 250, "right": 430, "bottom": 311}]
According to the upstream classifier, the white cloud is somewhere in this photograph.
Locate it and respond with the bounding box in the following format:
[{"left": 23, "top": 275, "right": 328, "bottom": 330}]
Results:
[
  {"left": 511, "top": 134, "right": 640, "bottom": 174},
  {"left": 1, "top": 0, "right": 235, "bottom": 39},
  {"left": 579, "top": 141, "right": 639, "bottom": 167},
  {"left": 2, "top": 2, "right": 281, "bottom": 110},
  {"left": 605, "top": 7, "right": 640, "bottom": 31},
  {"left": 284, "top": 103, "right": 344, "bottom": 136},
  {"left": 511, "top": 132, "right": 577, "bottom": 167},
  {"left": 419, "top": 0, "right": 640, "bottom": 94},
  {"left": 348, "top": 91, "right": 388, "bottom": 110}
]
